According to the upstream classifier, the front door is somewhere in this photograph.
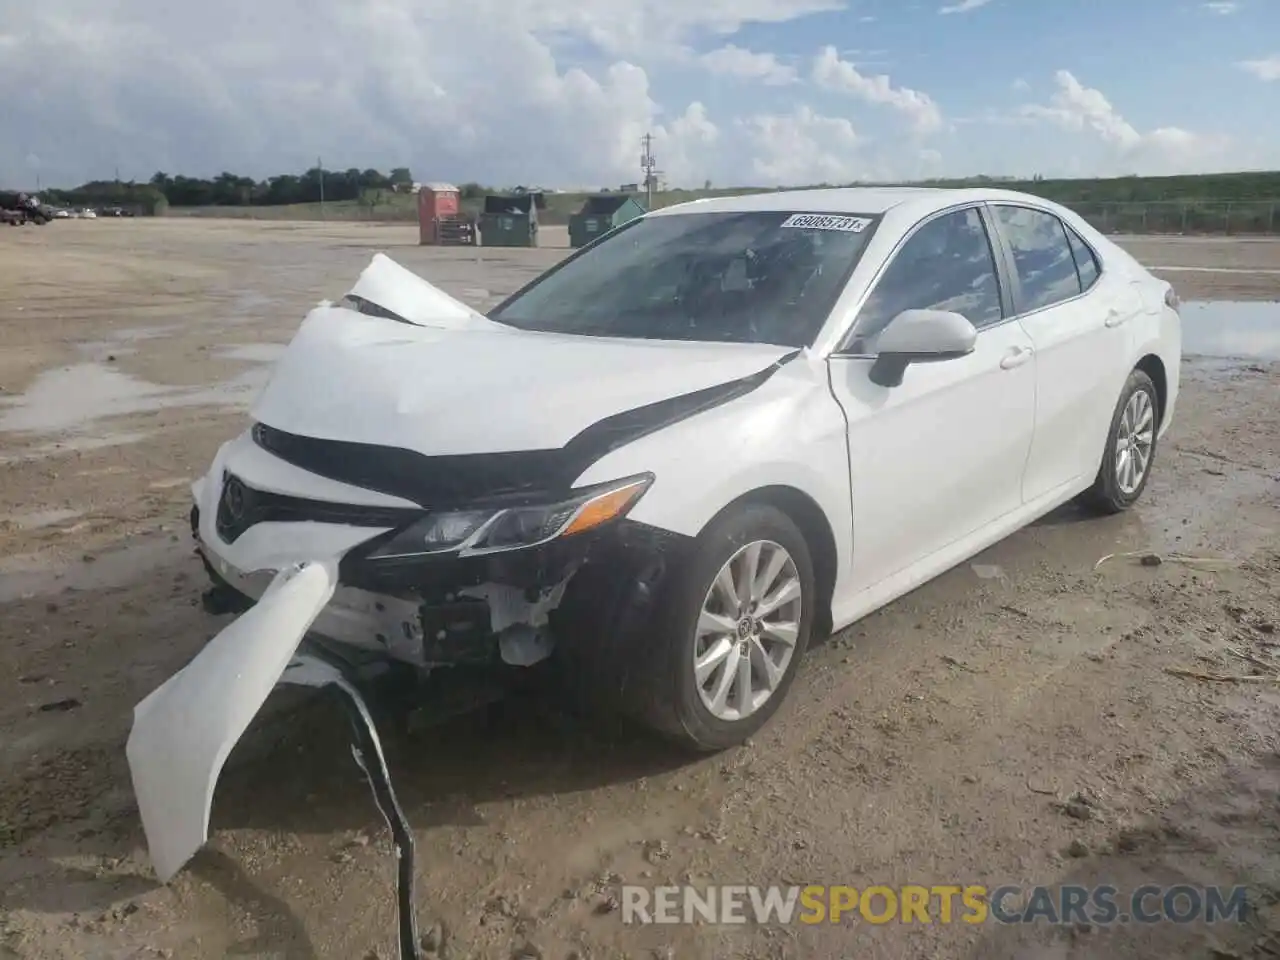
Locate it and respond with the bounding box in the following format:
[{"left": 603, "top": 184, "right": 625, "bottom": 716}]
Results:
[{"left": 827, "top": 205, "right": 1037, "bottom": 593}]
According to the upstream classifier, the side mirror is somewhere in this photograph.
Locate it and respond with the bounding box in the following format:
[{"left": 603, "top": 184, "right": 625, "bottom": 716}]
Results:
[{"left": 868, "top": 309, "right": 977, "bottom": 388}]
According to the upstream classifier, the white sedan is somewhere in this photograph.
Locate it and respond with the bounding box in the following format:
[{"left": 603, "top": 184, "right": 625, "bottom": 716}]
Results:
[{"left": 127, "top": 186, "right": 1180, "bottom": 888}]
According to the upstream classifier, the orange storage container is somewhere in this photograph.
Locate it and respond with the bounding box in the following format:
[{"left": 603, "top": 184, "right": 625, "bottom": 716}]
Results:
[{"left": 418, "top": 183, "right": 462, "bottom": 245}]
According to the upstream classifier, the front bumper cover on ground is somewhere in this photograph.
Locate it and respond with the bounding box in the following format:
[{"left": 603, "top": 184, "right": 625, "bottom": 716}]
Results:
[
  {"left": 126, "top": 559, "right": 426, "bottom": 958},
  {"left": 127, "top": 561, "right": 340, "bottom": 883}
]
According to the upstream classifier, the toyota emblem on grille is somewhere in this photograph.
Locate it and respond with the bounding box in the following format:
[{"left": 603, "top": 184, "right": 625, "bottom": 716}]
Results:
[{"left": 223, "top": 477, "right": 247, "bottom": 520}]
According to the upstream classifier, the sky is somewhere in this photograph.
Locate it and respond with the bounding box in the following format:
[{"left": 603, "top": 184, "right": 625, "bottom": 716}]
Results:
[{"left": 1, "top": 0, "right": 1278, "bottom": 191}]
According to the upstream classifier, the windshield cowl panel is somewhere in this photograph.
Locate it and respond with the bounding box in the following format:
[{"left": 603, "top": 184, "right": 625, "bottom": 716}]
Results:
[{"left": 487, "top": 210, "right": 881, "bottom": 349}]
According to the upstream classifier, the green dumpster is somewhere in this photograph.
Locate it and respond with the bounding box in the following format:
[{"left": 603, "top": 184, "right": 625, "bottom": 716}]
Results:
[
  {"left": 568, "top": 194, "right": 647, "bottom": 248},
  {"left": 478, "top": 193, "right": 542, "bottom": 248}
]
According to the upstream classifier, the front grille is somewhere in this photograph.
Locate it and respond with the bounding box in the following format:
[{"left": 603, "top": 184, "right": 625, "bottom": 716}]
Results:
[
  {"left": 251, "top": 422, "right": 564, "bottom": 508},
  {"left": 215, "top": 471, "right": 423, "bottom": 544}
]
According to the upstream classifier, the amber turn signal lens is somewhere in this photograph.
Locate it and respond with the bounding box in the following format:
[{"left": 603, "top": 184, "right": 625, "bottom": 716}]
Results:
[{"left": 561, "top": 479, "right": 651, "bottom": 537}]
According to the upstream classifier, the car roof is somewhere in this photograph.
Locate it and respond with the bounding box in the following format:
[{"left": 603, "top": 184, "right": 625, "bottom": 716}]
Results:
[{"left": 649, "top": 185, "right": 1057, "bottom": 219}]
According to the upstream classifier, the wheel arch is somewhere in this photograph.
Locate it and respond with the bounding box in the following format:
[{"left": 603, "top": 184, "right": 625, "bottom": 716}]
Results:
[
  {"left": 1135, "top": 353, "right": 1167, "bottom": 427},
  {"left": 697, "top": 484, "right": 839, "bottom": 639}
]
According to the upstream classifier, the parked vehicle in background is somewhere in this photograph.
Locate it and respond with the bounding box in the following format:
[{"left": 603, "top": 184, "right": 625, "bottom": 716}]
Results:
[{"left": 0, "top": 191, "right": 50, "bottom": 225}]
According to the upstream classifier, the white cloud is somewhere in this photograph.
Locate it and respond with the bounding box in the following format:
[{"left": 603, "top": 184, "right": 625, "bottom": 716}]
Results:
[
  {"left": 1239, "top": 55, "right": 1280, "bottom": 81},
  {"left": 1020, "top": 71, "right": 1143, "bottom": 150},
  {"left": 513, "top": 0, "right": 845, "bottom": 59},
  {"left": 1018, "top": 70, "right": 1231, "bottom": 173},
  {"left": 939, "top": 0, "right": 995, "bottom": 13},
  {"left": 1011, "top": 78, "right": 1031, "bottom": 92},
  {"left": 738, "top": 106, "right": 863, "bottom": 185},
  {"left": 0, "top": 0, "right": 838, "bottom": 188},
  {"left": 652, "top": 102, "right": 721, "bottom": 184},
  {"left": 2, "top": 0, "right": 1272, "bottom": 191},
  {"left": 1202, "top": 1, "right": 1238, "bottom": 13},
  {"left": 699, "top": 44, "right": 798, "bottom": 85},
  {"left": 811, "top": 46, "right": 943, "bottom": 134}
]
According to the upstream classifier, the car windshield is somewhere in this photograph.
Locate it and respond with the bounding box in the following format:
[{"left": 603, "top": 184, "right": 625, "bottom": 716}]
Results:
[{"left": 487, "top": 210, "right": 880, "bottom": 348}]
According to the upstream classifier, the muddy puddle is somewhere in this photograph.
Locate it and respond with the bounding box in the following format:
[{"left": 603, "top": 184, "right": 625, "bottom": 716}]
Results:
[
  {"left": 0, "top": 534, "right": 186, "bottom": 604},
  {"left": 0, "top": 508, "right": 84, "bottom": 531},
  {"left": 0, "top": 362, "right": 270, "bottom": 435},
  {"left": 1155, "top": 265, "right": 1280, "bottom": 275},
  {"left": 211, "top": 343, "right": 287, "bottom": 363},
  {"left": 1180, "top": 300, "right": 1280, "bottom": 360}
]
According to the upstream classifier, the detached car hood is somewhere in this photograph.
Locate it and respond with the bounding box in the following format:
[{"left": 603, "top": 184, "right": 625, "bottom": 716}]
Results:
[{"left": 251, "top": 254, "right": 795, "bottom": 456}]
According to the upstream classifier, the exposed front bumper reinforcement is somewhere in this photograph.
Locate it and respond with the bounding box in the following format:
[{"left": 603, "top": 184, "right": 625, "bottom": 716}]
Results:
[
  {"left": 280, "top": 651, "right": 422, "bottom": 960},
  {"left": 126, "top": 559, "right": 423, "bottom": 959}
]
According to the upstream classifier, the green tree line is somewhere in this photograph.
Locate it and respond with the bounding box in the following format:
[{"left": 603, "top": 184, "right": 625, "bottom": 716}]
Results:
[
  {"left": 30, "top": 166, "right": 1280, "bottom": 217},
  {"left": 39, "top": 166, "right": 416, "bottom": 213},
  {"left": 912, "top": 170, "right": 1280, "bottom": 204}
]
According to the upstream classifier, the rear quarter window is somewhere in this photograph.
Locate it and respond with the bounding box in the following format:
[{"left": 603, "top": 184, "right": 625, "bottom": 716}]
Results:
[{"left": 1063, "top": 223, "right": 1101, "bottom": 291}]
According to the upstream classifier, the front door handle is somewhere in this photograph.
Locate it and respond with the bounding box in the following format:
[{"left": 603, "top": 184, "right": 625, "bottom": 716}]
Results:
[{"left": 1000, "top": 346, "right": 1033, "bottom": 370}]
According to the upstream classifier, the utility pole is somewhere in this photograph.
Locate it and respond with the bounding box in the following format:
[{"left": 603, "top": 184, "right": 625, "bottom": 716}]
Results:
[{"left": 640, "top": 133, "right": 660, "bottom": 208}]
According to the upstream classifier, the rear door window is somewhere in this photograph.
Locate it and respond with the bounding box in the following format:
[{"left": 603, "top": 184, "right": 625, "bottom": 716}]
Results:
[{"left": 992, "top": 205, "right": 1083, "bottom": 313}]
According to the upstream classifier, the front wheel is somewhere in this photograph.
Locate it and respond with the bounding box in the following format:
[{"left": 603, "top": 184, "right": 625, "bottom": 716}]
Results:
[
  {"left": 1081, "top": 369, "right": 1160, "bottom": 514},
  {"left": 639, "top": 503, "right": 815, "bottom": 752}
]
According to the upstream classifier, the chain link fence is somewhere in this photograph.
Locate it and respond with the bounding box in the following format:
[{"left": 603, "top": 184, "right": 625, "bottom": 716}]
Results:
[{"left": 1071, "top": 200, "right": 1280, "bottom": 236}]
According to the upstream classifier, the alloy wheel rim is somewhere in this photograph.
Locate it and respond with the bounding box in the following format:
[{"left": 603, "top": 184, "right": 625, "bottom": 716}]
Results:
[
  {"left": 1115, "top": 389, "right": 1155, "bottom": 495},
  {"left": 693, "top": 540, "right": 802, "bottom": 723}
]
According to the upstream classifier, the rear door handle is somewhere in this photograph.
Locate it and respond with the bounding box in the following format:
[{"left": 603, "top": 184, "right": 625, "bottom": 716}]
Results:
[{"left": 1000, "top": 346, "right": 1033, "bottom": 370}]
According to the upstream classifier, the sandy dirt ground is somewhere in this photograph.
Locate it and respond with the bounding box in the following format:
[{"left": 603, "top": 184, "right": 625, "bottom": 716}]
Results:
[{"left": 1, "top": 219, "right": 1279, "bottom": 960}]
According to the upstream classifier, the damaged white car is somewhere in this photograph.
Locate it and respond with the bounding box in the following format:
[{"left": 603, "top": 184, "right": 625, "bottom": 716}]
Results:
[{"left": 127, "top": 187, "right": 1181, "bottom": 950}]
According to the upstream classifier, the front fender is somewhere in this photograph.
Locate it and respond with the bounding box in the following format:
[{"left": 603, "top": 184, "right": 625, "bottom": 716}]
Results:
[{"left": 573, "top": 364, "right": 853, "bottom": 583}]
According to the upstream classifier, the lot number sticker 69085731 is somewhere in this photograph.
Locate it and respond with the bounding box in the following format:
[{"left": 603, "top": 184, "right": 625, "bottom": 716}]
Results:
[{"left": 780, "top": 214, "right": 873, "bottom": 232}]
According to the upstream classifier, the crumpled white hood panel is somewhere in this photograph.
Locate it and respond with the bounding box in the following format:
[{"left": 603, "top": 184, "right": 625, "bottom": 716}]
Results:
[
  {"left": 250, "top": 254, "right": 794, "bottom": 457},
  {"left": 347, "top": 252, "right": 502, "bottom": 331}
]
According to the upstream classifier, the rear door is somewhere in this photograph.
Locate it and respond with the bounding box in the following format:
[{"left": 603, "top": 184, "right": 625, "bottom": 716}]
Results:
[
  {"left": 987, "top": 203, "right": 1133, "bottom": 503},
  {"left": 826, "top": 205, "right": 1037, "bottom": 592}
]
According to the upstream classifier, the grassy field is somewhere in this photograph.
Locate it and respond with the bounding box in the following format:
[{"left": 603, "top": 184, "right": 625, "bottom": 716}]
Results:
[
  {"left": 40, "top": 167, "right": 1280, "bottom": 233},
  {"left": 169, "top": 191, "right": 1280, "bottom": 236},
  {"left": 165, "top": 187, "right": 779, "bottom": 225}
]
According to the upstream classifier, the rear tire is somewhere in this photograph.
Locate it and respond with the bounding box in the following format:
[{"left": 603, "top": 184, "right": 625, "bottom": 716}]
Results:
[
  {"left": 637, "top": 503, "right": 815, "bottom": 752},
  {"left": 1080, "top": 369, "right": 1159, "bottom": 514}
]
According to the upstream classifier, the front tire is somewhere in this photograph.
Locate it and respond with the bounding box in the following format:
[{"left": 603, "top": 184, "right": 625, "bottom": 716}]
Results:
[
  {"left": 639, "top": 503, "right": 815, "bottom": 752},
  {"left": 1081, "top": 369, "right": 1159, "bottom": 514}
]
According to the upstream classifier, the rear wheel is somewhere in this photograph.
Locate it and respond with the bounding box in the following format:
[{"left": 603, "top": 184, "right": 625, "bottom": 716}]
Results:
[
  {"left": 1081, "top": 369, "right": 1159, "bottom": 514},
  {"left": 639, "top": 503, "right": 815, "bottom": 752}
]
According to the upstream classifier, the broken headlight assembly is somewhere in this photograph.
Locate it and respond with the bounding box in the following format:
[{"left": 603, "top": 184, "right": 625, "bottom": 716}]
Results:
[{"left": 366, "top": 474, "right": 654, "bottom": 560}]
